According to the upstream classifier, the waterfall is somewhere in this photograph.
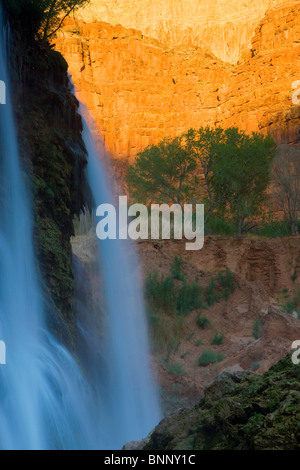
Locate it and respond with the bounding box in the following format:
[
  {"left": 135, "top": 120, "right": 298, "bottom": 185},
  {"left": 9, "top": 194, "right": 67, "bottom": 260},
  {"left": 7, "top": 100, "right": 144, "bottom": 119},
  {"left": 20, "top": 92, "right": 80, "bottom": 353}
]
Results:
[
  {"left": 0, "top": 6, "right": 160, "bottom": 450},
  {"left": 75, "top": 103, "right": 161, "bottom": 449}
]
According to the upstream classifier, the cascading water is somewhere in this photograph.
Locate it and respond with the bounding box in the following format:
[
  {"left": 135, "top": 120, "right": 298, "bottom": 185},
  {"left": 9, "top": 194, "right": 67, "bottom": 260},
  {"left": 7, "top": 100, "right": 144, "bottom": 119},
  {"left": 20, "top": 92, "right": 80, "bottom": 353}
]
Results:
[
  {"left": 0, "top": 4, "right": 160, "bottom": 450},
  {"left": 75, "top": 102, "right": 161, "bottom": 449}
]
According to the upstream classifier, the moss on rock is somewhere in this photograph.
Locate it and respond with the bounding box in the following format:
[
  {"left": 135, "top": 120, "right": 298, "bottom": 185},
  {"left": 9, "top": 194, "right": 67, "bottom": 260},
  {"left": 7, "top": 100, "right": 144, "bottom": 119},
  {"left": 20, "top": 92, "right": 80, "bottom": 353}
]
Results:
[
  {"left": 144, "top": 354, "right": 300, "bottom": 450},
  {"left": 5, "top": 4, "right": 89, "bottom": 347}
]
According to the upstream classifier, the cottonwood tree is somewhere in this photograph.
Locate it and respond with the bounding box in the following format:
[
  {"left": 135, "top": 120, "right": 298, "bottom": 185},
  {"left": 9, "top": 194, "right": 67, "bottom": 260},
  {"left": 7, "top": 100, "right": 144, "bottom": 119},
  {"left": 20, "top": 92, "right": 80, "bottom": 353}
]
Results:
[
  {"left": 127, "top": 135, "right": 198, "bottom": 206},
  {"left": 184, "top": 127, "right": 228, "bottom": 223},
  {"left": 213, "top": 129, "right": 276, "bottom": 236},
  {"left": 185, "top": 127, "right": 277, "bottom": 234},
  {"left": 127, "top": 127, "right": 276, "bottom": 235},
  {"left": 272, "top": 145, "right": 300, "bottom": 235}
]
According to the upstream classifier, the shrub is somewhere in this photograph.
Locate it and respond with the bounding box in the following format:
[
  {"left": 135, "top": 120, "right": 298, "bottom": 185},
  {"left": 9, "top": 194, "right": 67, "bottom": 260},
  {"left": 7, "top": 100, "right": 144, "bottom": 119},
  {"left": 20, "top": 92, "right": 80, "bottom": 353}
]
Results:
[
  {"left": 171, "top": 255, "right": 186, "bottom": 282},
  {"left": 258, "top": 219, "right": 291, "bottom": 238},
  {"left": 196, "top": 314, "right": 210, "bottom": 330},
  {"left": 196, "top": 350, "right": 225, "bottom": 367},
  {"left": 166, "top": 362, "right": 188, "bottom": 377},
  {"left": 252, "top": 318, "right": 263, "bottom": 340},
  {"left": 211, "top": 332, "right": 224, "bottom": 346},
  {"left": 251, "top": 362, "right": 260, "bottom": 371},
  {"left": 146, "top": 256, "right": 204, "bottom": 317},
  {"left": 205, "top": 217, "right": 237, "bottom": 236},
  {"left": 177, "top": 281, "right": 204, "bottom": 315},
  {"left": 145, "top": 271, "right": 176, "bottom": 314},
  {"left": 218, "top": 267, "right": 236, "bottom": 300}
]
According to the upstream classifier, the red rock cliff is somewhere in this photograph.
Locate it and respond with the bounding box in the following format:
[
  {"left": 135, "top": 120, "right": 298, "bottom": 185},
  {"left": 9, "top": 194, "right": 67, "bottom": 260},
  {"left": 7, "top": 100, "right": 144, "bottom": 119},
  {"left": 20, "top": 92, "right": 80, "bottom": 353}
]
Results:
[{"left": 54, "top": 1, "right": 300, "bottom": 162}]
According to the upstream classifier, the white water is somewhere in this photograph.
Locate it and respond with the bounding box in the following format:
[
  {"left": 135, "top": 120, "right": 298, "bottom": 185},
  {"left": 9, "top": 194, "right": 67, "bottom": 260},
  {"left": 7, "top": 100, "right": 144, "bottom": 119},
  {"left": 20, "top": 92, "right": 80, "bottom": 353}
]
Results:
[
  {"left": 76, "top": 103, "right": 161, "bottom": 449},
  {"left": 0, "top": 6, "right": 160, "bottom": 450}
]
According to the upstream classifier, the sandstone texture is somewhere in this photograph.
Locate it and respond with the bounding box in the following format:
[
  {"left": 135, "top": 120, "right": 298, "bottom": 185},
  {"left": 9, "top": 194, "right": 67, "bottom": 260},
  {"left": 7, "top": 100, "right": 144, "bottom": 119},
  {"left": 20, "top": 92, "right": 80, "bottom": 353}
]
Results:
[
  {"left": 55, "top": 1, "right": 300, "bottom": 163},
  {"left": 76, "top": 0, "right": 295, "bottom": 63}
]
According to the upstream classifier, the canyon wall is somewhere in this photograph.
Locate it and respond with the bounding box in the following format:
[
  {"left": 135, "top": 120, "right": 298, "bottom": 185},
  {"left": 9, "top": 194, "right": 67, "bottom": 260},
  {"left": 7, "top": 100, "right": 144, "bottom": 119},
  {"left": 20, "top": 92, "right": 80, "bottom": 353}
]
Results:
[
  {"left": 55, "top": 1, "right": 300, "bottom": 164},
  {"left": 6, "top": 3, "right": 88, "bottom": 345},
  {"left": 76, "top": 0, "right": 294, "bottom": 63}
]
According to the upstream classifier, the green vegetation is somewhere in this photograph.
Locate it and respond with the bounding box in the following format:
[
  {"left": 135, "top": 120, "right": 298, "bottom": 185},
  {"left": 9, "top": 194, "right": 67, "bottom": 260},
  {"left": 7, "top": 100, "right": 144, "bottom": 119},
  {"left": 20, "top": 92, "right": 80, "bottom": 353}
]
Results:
[
  {"left": 196, "top": 314, "right": 210, "bottom": 330},
  {"left": 252, "top": 318, "right": 263, "bottom": 340},
  {"left": 145, "top": 354, "right": 300, "bottom": 450},
  {"left": 272, "top": 145, "right": 300, "bottom": 235},
  {"left": 127, "top": 135, "right": 198, "bottom": 205},
  {"left": 128, "top": 126, "right": 277, "bottom": 236},
  {"left": 206, "top": 215, "right": 300, "bottom": 237},
  {"left": 166, "top": 362, "right": 188, "bottom": 377},
  {"left": 196, "top": 350, "right": 225, "bottom": 367},
  {"left": 146, "top": 257, "right": 236, "bottom": 351},
  {"left": 211, "top": 331, "right": 224, "bottom": 346},
  {"left": 281, "top": 285, "right": 300, "bottom": 316}
]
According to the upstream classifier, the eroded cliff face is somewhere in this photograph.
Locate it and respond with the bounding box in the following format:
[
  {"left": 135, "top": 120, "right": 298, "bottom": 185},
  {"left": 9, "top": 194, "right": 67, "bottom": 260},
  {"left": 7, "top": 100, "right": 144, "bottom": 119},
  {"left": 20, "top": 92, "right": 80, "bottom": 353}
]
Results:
[
  {"left": 6, "top": 7, "right": 88, "bottom": 345},
  {"left": 76, "top": 0, "right": 294, "bottom": 63},
  {"left": 55, "top": 1, "right": 300, "bottom": 165}
]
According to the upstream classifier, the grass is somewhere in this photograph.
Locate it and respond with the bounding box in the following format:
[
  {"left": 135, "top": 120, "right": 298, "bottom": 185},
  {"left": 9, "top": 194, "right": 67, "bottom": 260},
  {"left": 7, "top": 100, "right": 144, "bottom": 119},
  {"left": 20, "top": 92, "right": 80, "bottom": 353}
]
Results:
[{"left": 196, "top": 350, "right": 225, "bottom": 367}]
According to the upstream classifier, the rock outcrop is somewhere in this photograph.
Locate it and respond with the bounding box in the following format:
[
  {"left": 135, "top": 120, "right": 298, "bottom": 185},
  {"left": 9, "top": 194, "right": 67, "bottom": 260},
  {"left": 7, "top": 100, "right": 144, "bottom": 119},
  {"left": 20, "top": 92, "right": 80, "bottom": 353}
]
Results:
[
  {"left": 143, "top": 354, "right": 300, "bottom": 450},
  {"left": 137, "top": 236, "right": 300, "bottom": 413},
  {"left": 6, "top": 2, "right": 89, "bottom": 345},
  {"left": 76, "top": 0, "right": 294, "bottom": 63},
  {"left": 55, "top": 1, "right": 300, "bottom": 165}
]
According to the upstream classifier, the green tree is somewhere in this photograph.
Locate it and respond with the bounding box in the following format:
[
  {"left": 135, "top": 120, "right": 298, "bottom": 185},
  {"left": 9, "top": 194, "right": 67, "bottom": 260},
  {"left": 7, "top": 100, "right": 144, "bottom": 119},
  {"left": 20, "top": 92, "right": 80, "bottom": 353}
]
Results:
[
  {"left": 185, "top": 127, "right": 229, "bottom": 222},
  {"left": 127, "top": 135, "right": 198, "bottom": 205},
  {"left": 213, "top": 129, "right": 277, "bottom": 235},
  {"left": 127, "top": 127, "right": 276, "bottom": 235},
  {"left": 271, "top": 145, "right": 300, "bottom": 236},
  {"left": 185, "top": 127, "right": 277, "bottom": 235}
]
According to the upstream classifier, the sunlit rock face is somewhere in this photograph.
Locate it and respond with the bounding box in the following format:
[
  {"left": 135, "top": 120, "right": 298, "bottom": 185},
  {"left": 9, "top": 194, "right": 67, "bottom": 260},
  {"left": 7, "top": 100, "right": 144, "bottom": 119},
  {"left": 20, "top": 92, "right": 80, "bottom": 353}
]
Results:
[
  {"left": 75, "top": 0, "right": 294, "bottom": 63},
  {"left": 56, "top": 20, "right": 231, "bottom": 160},
  {"left": 55, "top": 1, "right": 300, "bottom": 163}
]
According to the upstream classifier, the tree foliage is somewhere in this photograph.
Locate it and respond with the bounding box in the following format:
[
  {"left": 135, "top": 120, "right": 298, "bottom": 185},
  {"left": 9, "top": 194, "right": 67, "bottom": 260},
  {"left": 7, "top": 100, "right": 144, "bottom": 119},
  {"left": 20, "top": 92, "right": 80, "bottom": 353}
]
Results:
[
  {"left": 4, "top": 0, "right": 90, "bottom": 40},
  {"left": 39, "top": 0, "right": 91, "bottom": 40},
  {"left": 127, "top": 135, "right": 198, "bottom": 205},
  {"left": 272, "top": 145, "right": 300, "bottom": 235},
  {"left": 127, "top": 126, "right": 277, "bottom": 235}
]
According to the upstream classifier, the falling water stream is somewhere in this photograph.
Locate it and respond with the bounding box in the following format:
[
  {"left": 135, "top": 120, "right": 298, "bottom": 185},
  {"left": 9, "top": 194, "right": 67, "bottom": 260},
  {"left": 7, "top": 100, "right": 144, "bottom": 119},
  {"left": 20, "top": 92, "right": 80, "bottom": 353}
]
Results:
[
  {"left": 76, "top": 103, "right": 161, "bottom": 449},
  {"left": 0, "top": 6, "right": 160, "bottom": 450}
]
